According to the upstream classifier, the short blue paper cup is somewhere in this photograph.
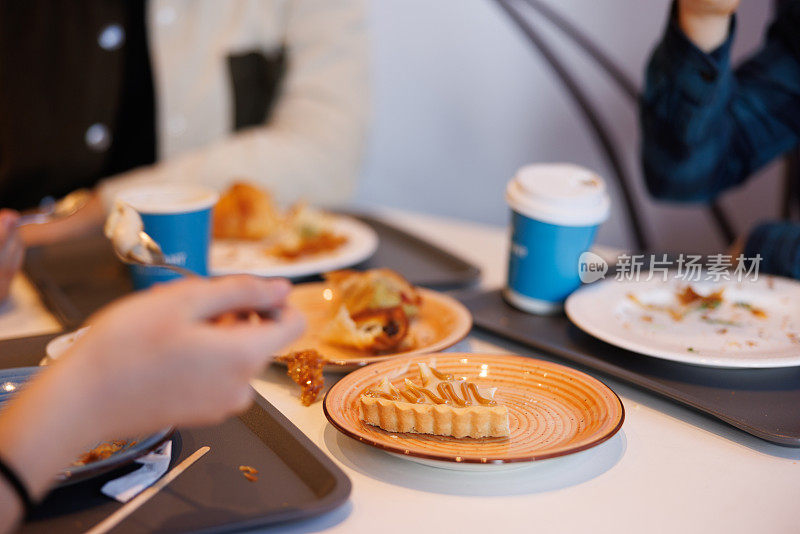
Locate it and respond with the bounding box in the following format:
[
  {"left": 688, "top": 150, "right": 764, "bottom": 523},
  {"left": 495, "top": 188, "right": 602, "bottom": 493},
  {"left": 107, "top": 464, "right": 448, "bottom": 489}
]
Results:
[
  {"left": 504, "top": 164, "right": 610, "bottom": 314},
  {"left": 116, "top": 183, "right": 219, "bottom": 290}
]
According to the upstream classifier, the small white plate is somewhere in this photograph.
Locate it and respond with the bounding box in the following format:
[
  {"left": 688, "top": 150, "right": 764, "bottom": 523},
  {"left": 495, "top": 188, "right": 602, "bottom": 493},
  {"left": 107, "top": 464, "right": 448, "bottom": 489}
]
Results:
[
  {"left": 210, "top": 216, "right": 378, "bottom": 279},
  {"left": 385, "top": 452, "right": 531, "bottom": 471},
  {"left": 566, "top": 275, "right": 800, "bottom": 368},
  {"left": 386, "top": 444, "right": 601, "bottom": 472}
]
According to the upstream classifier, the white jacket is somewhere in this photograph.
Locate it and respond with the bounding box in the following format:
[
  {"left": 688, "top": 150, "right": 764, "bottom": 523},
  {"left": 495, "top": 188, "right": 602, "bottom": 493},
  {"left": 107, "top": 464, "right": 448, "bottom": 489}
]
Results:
[{"left": 100, "top": 0, "right": 369, "bottom": 209}]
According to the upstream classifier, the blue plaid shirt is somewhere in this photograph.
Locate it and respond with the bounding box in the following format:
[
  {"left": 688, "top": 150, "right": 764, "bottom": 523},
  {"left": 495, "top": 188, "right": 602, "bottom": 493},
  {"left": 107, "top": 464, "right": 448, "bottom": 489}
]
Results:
[{"left": 640, "top": 1, "right": 800, "bottom": 278}]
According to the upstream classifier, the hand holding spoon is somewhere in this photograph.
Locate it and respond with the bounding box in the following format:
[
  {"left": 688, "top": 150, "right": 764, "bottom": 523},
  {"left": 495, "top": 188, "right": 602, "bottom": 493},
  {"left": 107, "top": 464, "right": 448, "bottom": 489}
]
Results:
[
  {"left": 17, "top": 189, "right": 92, "bottom": 226},
  {"left": 105, "top": 202, "right": 197, "bottom": 278}
]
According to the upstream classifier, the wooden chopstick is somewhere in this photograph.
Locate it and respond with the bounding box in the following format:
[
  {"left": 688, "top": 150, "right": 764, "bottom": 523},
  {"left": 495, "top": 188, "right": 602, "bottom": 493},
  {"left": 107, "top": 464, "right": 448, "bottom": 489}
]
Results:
[{"left": 85, "top": 446, "right": 211, "bottom": 534}]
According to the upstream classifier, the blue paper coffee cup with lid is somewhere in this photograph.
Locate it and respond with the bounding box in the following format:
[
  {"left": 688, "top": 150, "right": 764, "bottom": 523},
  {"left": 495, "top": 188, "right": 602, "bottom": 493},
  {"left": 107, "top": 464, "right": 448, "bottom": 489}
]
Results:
[
  {"left": 115, "top": 183, "right": 219, "bottom": 290},
  {"left": 504, "top": 163, "right": 610, "bottom": 314}
]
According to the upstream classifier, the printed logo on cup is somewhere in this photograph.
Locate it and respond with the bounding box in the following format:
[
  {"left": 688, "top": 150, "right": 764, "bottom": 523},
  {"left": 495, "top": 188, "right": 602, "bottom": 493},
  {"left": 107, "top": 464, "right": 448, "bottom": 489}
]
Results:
[
  {"left": 511, "top": 242, "right": 529, "bottom": 258},
  {"left": 164, "top": 251, "right": 188, "bottom": 267},
  {"left": 578, "top": 251, "right": 608, "bottom": 283}
]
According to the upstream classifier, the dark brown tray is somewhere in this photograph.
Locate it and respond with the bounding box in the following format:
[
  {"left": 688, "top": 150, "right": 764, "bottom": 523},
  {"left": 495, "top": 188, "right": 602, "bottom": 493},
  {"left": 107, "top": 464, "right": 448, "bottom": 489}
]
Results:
[
  {"left": 1, "top": 334, "right": 351, "bottom": 533},
  {"left": 460, "top": 289, "right": 800, "bottom": 447},
  {"left": 23, "top": 214, "right": 481, "bottom": 329}
]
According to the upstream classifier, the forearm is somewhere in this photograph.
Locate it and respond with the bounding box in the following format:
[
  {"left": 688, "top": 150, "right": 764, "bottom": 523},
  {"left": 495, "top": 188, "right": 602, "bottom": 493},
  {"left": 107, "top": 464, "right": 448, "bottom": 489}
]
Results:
[
  {"left": 19, "top": 193, "right": 105, "bottom": 247},
  {"left": 98, "top": 116, "right": 365, "bottom": 210},
  {"left": 0, "top": 362, "right": 102, "bottom": 503},
  {"left": 640, "top": 3, "right": 739, "bottom": 201},
  {"left": 677, "top": 0, "right": 735, "bottom": 52},
  {"left": 642, "top": 1, "right": 800, "bottom": 203}
]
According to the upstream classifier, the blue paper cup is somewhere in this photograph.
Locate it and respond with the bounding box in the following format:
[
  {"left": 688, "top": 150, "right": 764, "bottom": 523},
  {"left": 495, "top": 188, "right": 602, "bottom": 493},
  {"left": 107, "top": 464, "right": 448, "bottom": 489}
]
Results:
[
  {"left": 115, "top": 183, "right": 219, "bottom": 290},
  {"left": 504, "top": 164, "right": 610, "bottom": 314}
]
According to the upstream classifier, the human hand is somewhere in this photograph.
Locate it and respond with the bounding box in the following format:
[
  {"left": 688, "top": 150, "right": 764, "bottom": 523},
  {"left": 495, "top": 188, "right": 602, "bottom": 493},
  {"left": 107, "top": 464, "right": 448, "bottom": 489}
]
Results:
[
  {"left": 679, "top": 0, "right": 740, "bottom": 17},
  {"left": 19, "top": 191, "right": 105, "bottom": 247},
  {"left": 678, "top": 0, "right": 740, "bottom": 52},
  {"left": 0, "top": 275, "right": 303, "bottom": 508},
  {"left": 63, "top": 276, "right": 305, "bottom": 437},
  {"left": 0, "top": 210, "right": 24, "bottom": 303}
]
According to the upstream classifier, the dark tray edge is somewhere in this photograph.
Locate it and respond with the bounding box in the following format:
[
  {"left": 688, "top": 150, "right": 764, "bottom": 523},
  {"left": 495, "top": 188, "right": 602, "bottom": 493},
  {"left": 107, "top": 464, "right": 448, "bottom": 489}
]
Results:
[
  {"left": 461, "top": 290, "right": 800, "bottom": 448},
  {"left": 199, "top": 393, "right": 352, "bottom": 533}
]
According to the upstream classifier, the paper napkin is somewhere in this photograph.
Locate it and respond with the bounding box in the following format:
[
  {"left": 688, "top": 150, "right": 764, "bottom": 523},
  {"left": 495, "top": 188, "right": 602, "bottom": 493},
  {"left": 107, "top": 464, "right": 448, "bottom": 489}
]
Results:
[{"left": 101, "top": 441, "right": 172, "bottom": 503}]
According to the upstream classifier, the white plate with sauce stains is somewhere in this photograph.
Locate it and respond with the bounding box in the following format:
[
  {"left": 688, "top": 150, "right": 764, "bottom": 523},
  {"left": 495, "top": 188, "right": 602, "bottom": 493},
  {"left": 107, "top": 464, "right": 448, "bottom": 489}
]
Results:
[
  {"left": 565, "top": 275, "right": 800, "bottom": 368},
  {"left": 210, "top": 215, "right": 378, "bottom": 279}
]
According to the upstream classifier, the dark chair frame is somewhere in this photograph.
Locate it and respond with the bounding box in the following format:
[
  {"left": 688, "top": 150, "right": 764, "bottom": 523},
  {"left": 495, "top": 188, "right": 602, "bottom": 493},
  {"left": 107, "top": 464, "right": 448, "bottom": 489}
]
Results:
[{"left": 492, "top": 0, "right": 773, "bottom": 251}]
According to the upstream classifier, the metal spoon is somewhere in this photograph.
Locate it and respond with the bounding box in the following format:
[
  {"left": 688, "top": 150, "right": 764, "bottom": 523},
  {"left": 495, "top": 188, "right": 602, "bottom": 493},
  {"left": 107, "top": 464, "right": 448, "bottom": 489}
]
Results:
[
  {"left": 17, "top": 189, "right": 92, "bottom": 226},
  {"left": 111, "top": 230, "right": 198, "bottom": 278}
]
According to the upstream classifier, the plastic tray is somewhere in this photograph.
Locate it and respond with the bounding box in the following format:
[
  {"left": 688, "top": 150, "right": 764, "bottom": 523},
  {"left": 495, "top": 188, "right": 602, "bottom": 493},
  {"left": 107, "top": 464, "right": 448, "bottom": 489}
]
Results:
[
  {"left": 23, "top": 214, "right": 481, "bottom": 329},
  {"left": 0, "top": 334, "right": 351, "bottom": 533}
]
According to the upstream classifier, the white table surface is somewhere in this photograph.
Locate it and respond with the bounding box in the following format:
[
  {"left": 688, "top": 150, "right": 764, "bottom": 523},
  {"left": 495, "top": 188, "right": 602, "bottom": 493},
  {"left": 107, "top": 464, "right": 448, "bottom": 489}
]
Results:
[{"left": 1, "top": 209, "right": 798, "bottom": 534}]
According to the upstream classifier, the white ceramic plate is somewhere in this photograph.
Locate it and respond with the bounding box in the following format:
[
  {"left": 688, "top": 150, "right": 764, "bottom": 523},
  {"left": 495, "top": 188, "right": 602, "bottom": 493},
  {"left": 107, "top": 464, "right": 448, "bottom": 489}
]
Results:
[
  {"left": 209, "top": 216, "right": 378, "bottom": 279},
  {"left": 565, "top": 275, "right": 800, "bottom": 368},
  {"left": 386, "top": 445, "right": 600, "bottom": 472}
]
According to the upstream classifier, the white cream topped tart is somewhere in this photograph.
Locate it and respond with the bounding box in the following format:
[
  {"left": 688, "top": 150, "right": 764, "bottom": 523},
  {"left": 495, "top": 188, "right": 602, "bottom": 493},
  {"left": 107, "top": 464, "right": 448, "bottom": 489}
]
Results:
[{"left": 359, "top": 363, "right": 510, "bottom": 438}]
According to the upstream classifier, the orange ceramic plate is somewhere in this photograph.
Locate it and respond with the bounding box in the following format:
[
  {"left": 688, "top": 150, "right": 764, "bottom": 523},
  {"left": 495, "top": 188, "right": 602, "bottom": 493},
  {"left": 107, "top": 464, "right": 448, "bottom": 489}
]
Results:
[
  {"left": 324, "top": 353, "right": 624, "bottom": 467},
  {"left": 282, "top": 283, "right": 472, "bottom": 370}
]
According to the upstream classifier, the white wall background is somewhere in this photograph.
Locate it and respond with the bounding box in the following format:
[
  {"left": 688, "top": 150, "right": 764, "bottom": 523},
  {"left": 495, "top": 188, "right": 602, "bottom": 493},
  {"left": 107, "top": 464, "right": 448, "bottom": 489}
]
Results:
[{"left": 355, "top": 0, "right": 781, "bottom": 253}]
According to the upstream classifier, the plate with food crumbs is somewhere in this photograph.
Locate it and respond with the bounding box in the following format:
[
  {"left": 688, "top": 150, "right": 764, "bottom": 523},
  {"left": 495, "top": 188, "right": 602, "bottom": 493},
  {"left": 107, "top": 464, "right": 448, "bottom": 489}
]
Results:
[
  {"left": 0, "top": 367, "right": 172, "bottom": 487},
  {"left": 566, "top": 275, "right": 800, "bottom": 368},
  {"left": 280, "top": 270, "right": 472, "bottom": 371},
  {"left": 209, "top": 182, "right": 378, "bottom": 279}
]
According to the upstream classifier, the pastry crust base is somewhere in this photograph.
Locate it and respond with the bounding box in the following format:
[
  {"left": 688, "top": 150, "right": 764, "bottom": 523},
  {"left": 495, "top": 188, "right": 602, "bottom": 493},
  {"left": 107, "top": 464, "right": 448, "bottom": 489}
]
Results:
[{"left": 359, "top": 397, "right": 510, "bottom": 438}]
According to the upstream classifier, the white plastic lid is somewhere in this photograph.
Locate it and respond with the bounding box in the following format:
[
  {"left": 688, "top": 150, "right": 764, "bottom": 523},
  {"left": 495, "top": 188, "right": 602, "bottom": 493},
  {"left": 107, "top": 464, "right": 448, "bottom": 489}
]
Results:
[
  {"left": 116, "top": 182, "right": 219, "bottom": 214},
  {"left": 505, "top": 163, "right": 611, "bottom": 226}
]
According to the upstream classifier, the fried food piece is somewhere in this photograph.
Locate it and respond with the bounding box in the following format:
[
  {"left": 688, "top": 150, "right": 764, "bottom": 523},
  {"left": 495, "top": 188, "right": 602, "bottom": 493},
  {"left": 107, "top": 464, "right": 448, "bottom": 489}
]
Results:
[
  {"left": 325, "top": 306, "right": 410, "bottom": 352},
  {"left": 276, "top": 350, "right": 326, "bottom": 406},
  {"left": 213, "top": 182, "right": 280, "bottom": 240},
  {"left": 322, "top": 269, "right": 422, "bottom": 352},
  {"left": 213, "top": 183, "right": 347, "bottom": 260},
  {"left": 74, "top": 440, "right": 129, "bottom": 466},
  {"left": 325, "top": 269, "right": 422, "bottom": 317},
  {"left": 214, "top": 184, "right": 348, "bottom": 259},
  {"left": 267, "top": 203, "right": 347, "bottom": 260},
  {"left": 352, "top": 308, "right": 410, "bottom": 351}
]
